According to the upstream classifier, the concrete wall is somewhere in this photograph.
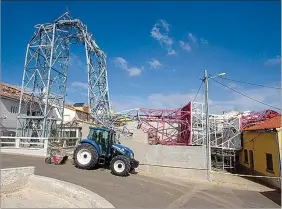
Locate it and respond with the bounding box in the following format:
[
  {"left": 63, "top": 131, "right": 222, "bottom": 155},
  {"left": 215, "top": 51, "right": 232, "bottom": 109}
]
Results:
[
  {"left": 124, "top": 121, "right": 148, "bottom": 143},
  {"left": 119, "top": 136, "right": 208, "bottom": 181}
]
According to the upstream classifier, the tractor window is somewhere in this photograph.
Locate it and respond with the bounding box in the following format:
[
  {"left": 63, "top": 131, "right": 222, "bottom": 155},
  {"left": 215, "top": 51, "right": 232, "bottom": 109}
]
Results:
[{"left": 103, "top": 131, "right": 109, "bottom": 141}]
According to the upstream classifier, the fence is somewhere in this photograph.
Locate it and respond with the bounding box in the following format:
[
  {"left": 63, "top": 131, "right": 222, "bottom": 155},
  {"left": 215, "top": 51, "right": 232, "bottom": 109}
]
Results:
[{"left": 0, "top": 136, "right": 81, "bottom": 157}]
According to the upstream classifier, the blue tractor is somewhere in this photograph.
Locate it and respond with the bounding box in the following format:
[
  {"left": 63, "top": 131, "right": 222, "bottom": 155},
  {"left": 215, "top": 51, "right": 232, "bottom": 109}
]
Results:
[{"left": 73, "top": 126, "right": 139, "bottom": 176}]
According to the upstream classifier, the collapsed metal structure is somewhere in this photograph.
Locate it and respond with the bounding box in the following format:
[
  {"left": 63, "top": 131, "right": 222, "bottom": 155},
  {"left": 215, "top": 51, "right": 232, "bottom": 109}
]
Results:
[
  {"left": 16, "top": 12, "right": 111, "bottom": 138},
  {"left": 15, "top": 12, "right": 280, "bottom": 172},
  {"left": 134, "top": 102, "right": 280, "bottom": 171}
]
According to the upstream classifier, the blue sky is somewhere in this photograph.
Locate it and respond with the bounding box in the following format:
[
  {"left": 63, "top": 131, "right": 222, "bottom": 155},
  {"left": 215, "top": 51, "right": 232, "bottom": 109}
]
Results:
[{"left": 1, "top": 1, "right": 281, "bottom": 113}]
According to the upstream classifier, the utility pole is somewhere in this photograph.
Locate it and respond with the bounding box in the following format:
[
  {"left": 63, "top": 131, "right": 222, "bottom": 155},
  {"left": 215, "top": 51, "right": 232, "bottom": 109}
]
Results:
[{"left": 204, "top": 70, "right": 212, "bottom": 182}]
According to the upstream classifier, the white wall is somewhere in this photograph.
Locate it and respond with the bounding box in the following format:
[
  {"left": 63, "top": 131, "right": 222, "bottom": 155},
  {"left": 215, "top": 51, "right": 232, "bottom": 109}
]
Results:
[
  {"left": 63, "top": 108, "right": 77, "bottom": 122},
  {"left": 0, "top": 97, "right": 24, "bottom": 136}
]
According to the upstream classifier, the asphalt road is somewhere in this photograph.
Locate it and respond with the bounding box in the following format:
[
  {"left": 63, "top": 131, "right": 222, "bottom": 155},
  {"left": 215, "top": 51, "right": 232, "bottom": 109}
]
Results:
[{"left": 1, "top": 153, "right": 281, "bottom": 208}]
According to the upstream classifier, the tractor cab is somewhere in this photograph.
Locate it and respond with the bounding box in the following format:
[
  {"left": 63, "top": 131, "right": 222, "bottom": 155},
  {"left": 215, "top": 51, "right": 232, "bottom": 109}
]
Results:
[{"left": 87, "top": 126, "right": 116, "bottom": 156}]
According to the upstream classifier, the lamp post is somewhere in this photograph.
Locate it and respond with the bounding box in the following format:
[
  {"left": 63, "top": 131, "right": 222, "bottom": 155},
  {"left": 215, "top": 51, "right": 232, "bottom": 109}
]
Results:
[{"left": 203, "top": 70, "right": 226, "bottom": 182}]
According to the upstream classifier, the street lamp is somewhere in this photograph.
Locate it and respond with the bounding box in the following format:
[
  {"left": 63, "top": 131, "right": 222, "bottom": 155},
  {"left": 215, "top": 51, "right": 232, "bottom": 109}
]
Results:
[{"left": 203, "top": 70, "right": 226, "bottom": 182}]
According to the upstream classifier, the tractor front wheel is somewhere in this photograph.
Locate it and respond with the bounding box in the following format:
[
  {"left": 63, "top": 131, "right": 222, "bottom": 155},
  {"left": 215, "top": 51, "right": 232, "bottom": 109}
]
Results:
[
  {"left": 110, "top": 155, "right": 131, "bottom": 177},
  {"left": 73, "top": 143, "right": 98, "bottom": 170}
]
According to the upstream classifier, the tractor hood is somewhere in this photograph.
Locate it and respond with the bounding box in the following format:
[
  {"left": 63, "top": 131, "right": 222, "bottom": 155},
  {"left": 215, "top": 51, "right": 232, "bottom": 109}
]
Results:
[
  {"left": 112, "top": 144, "right": 134, "bottom": 154},
  {"left": 112, "top": 143, "right": 134, "bottom": 158}
]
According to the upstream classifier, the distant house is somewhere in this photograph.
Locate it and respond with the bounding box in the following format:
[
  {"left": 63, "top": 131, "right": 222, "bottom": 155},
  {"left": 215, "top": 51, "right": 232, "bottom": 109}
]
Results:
[
  {"left": 239, "top": 115, "right": 281, "bottom": 189},
  {"left": 0, "top": 82, "right": 93, "bottom": 138},
  {"left": 64, "top": 103, "right": 90, "bottom": 122},
  {"left": 0, "top": 82, "right": 22, "bottom": 136}
]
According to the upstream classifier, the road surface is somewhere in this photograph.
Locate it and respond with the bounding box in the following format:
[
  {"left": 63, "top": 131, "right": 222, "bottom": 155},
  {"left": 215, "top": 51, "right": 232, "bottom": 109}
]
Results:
[{"left": 1, "top": 153, "right": 280, "bottom": 208}]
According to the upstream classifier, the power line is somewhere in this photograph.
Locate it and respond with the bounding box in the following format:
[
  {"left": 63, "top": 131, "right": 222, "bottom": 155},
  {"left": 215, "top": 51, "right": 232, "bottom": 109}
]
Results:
[
  {"left": 193, "top": 81, "right": 203, "bottom": 102},
  {"left": 210, "top": 77, "right": 281, "bottom": 111},
  {"left": 218, "top": 77, "right": 281, "bottom": 89}
]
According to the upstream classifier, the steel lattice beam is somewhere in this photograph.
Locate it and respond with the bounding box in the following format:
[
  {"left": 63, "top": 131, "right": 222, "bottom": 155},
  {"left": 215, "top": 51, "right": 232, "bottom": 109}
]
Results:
[{"left": 16, "top": 12, "right": 111, "bottom": 137}]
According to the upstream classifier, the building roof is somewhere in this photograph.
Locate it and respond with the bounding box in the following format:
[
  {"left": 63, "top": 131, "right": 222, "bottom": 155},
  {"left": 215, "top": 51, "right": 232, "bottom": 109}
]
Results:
[
  {"left": 1, "top": 82, "right": 90, "bottom": 114},
  {"left": 73, "top": 102, "right": 85, "bottom": 107},
  {"left": 244, "top": 115, "right": 281, "bottom": 131},
  {"left": 0, "top": 82, "right": 32, "bottom": 101},
  {"left": 65, "top": 104, "right": 90, "bottom": 114}
]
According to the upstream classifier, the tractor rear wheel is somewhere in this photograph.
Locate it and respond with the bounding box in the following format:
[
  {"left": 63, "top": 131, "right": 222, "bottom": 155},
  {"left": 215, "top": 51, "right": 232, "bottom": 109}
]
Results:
[
  {"left": 73, "top": 143, "right": 98, "bottom": 170},
  {"left": 110, "top": 155, "right": 131, "bottom": 176}
]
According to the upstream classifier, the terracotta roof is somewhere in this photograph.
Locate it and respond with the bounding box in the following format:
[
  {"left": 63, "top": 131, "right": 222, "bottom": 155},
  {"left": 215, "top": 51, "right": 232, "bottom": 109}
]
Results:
[
  {"left": 0, "top": 82, "right": 41, "bottom": 102},
  {"left": 1, "top": 82, "right": 89, "bottom": 114},
  {"left": 244, "top": 115, "right": 281, "bottom": 131},
  {"left": 0, "top": 82, "right": 30, "bottom": 101}
]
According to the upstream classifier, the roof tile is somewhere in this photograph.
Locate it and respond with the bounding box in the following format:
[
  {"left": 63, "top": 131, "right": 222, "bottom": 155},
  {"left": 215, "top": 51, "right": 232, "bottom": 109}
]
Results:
[{"left": 244, "top": 115, "right": 281, "bottom": 131}]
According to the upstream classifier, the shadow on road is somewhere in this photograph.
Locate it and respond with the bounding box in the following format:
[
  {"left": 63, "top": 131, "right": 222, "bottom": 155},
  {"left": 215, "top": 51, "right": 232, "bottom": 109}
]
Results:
[{"left": 260, "top": 190, "right": 281, "bottom": 206}]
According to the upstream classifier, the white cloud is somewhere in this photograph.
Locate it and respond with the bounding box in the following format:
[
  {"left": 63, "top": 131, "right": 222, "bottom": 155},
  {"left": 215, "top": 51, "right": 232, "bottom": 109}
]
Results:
[
  {"left": 210, "top": 83, "right": 281, "bottom": 113},
  {"left": 112, "top": 92, "right": 205, "bottom": 112},
  {"left": 151, "top": 20, "right": 175, "bottom": 55},
  {"left": 179, "top": 40, "right": 191, "bottom": 52},
  {"left": 200, "top": 38, "right": 209, "bottom": 45},
  {"left": 71, "top": 81, "right": 88, "bottom": 89},
  {"left": 129, "top": 83, "right": 140, "bottom": 88},
  {"left": 148, "top": 58, "right": 161, "bottom": 69},
  {"left": 114, "top": 57, "right": 142, "bottom": 76},
  {"left": 188, "top": 32, "right": 197, "bottom": 44},
  {"left": 227, "top": 82, "right": 238, "bottom": 89},
  {"left": 264, "top": 56, "right": 281, "bottom": 67},
  {"left": 112, "top": 84, "right": 281, "bottom": 114},
  {"left": 114, "top": 57, "right": 127, "bottom": 68},
  {"left": 127, "top": 67, "right": 142, "bottom": 76},
  {"left": 159, "top": 19, "right": 170, "bottom": 32},
  {"left": 167, "top": 49, "right": 176, "bottom": 55}
]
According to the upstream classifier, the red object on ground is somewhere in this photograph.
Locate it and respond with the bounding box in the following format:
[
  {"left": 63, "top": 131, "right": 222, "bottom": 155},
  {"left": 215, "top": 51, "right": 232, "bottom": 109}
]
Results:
[{"left": 52, "top": 154, "right": 67, "bottom": 165}]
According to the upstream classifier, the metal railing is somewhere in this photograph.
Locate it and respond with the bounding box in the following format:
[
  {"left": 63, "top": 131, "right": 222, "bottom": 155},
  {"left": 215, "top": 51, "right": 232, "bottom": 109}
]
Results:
[{"left": 0, "top": 136, "right": 81, "bottom": 150}]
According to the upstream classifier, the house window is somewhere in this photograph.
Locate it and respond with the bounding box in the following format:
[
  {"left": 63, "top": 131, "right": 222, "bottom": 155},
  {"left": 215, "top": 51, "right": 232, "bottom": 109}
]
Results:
[
  {"left": 10, "top": 106, "right": 18, "bottom": 113},
  {"left": 70, "top": 131, "right": 76, "bottom": 137},
  {"left": 244, "top": 149, "right": 248, "bottom": 164},
  {"left": 266, "top": 153, "right": 274, "bottom": 173}
]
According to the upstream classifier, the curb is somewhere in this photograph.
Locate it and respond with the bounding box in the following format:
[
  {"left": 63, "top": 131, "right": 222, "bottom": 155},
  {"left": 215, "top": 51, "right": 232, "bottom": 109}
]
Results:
[{"left": 1, "top": 166, "right": 114, "bottom": 208}]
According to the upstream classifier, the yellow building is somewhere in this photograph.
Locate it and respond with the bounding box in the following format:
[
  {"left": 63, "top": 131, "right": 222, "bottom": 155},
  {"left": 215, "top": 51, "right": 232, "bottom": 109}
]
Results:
[{"left": 240, "top": 115, "right": 281, "bottom": 189}]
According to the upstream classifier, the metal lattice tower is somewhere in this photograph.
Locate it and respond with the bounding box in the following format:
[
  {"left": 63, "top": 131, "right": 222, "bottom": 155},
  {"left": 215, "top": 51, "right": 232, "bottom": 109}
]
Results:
[{"left": 16, "top": 12, "right": 111, "bottom": 137}]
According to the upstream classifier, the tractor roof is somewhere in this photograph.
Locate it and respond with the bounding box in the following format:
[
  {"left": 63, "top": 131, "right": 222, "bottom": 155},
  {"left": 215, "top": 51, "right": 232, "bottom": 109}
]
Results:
[{"left": 89, "top": 126, "right": 114, "bottom": 132}]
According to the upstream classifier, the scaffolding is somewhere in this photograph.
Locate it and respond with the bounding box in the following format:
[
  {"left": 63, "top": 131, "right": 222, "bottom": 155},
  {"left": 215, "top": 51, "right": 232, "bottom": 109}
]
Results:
[
  {"left": 16, "top": 12, "right": 111, "bottom": 138},
  {"left": 133, "top": 101, "right": 242, "bottom": 171}
]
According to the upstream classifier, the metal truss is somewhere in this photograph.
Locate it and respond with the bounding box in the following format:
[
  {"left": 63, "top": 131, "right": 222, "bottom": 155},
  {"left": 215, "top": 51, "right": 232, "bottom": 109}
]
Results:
[
  {"left": 16, "top": 12, "right": 110, "bottom": 137},
  {"left": 240, "top": 109, "right": 279, "bottom": 130},
  {"left": 136, "top": 107, "right": 191, "bottom": 145},
  {"left": 190, "top": 103, "right": 242, "bottom": 150}
]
